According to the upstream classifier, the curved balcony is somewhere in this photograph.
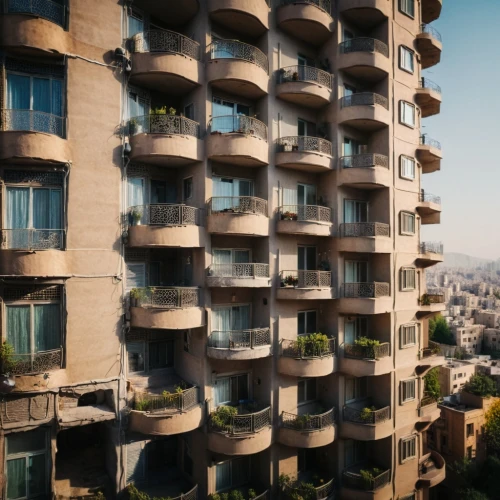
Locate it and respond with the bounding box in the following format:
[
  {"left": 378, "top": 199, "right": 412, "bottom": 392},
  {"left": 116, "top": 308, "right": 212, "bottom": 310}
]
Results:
[
  {"left": 342, "top": 402, "right": 392, "bottom": 440},
  {"left": 418, "top": 241, "right": 444, "bottom": 268},
  {"left": 338, "top": 93, "right": 390, "bottom": 130},
  {"left": 417, "top": 396, "right": 441, "bottom": 426},
  {"left": 418, "top": 451, "right": 446, "bottom": 488},
  {"left": 130, "top": 287, "right": 204, "bottom": 330},
  {"left": 416, "top": 78, "right": 442, "bottom": 118},
  {"left": 135, "top": 0, "right": 200, "bottom": 26},
  {"left": 208, "top": 0, "right": 269, "bottom": 37},
  {"left": 207, "top": 196, "right": 269, "bottom": 236},
  {"left": 277, "top": 65, "right": 333, "bottom": 109},
  {"left": 338, "top": 154, "right": 390, "bottom": 188},
  {"left": 283, "top": 478, "right": 335, "bottom": 500},
  {"left": 341, "top": 466, "right": 391, "bottom": 500},
  {"left": 416, "top": 340, "right": 445, "bottom": 376},
  {"left": 279, "top": 407, "right": 336, "bottom": 448},
  {"left": 338, "top": 0, "right": 391, "bottom": 28},
  {"left": 417, "top": 135, "right": 442, "bottom": 174},
  {"left": 127, "top": 205, "right": 203, "bottom": 248},
  {"left": 207, "top": 328, "right": 271, "bottom": 360},
  {"left": 276, "top": 136, "right": 333, "bottom": 172},
  {"left": 338, "top": 282, "right": 391, "bottom": 315},
  {"left": 278, "top": 337, "right": 336, "bottom": 377},
  {"left": 277, "top": 0, "right": 333, "bottom": 46},
  {"left": 341, "top": 342, "right": 391, "bottom": 377},
  {"left": 206, "top": 263, "right": 271, "bottom": 288},
  {"left": 128, "top": 386, "right": 203, "bottom": 436},
  {"left": 277, "top": 270, "right": 335, "bottom": 300},
  {"left": 417, "top": 24, "right": 442, "bottom": 69},
  {"left": 207, "top": 115, "right": 268, "bottom": 167},
  {"left": 208, "top": 405, "right": 272, "bottom": 455},
  {"left": 207, "top": 40, "right": 269, "bottom": 99},
  {"left": 338, "top": 223, "right": 391, "bottom": 253},
  {"left": 422, "top": 0, "right": 442, "bottom": 24},
  {"left": 128, "top": 115, "right": 202, "bottom": 167},
  {"left": 338, "top": 38, "right": 389, "bottom": 83},
  {"left": 9, "top": 348, "right": 63, "bottom": 377},
  {"left": 277, "top": 205, "right": 332, "bottom": 237},
  {"left": 417, "top": 192, "right": 441, "bottom": 225},
  {"left": 129, "top": 31, "right": 202, "bottom": 94},
  {"left": 417, "top": 293, "right": 446, "bottom": 318}
]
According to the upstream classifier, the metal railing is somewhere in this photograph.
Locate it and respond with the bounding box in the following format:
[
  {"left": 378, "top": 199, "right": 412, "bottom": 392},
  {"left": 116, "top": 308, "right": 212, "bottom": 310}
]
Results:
[
  {"left": 135, "top": 386, "right": 199, "bottom": 413},
  {"left": 344, "top": 342, "right": 390, "bottom": 360},
  {"left": 343, "top": 403, "right": 390, "bottom": 425},
  {"left": 282, "top": 407, "right": 335, "bottom": 430},
  {"left": 208, "top": 328, "right": 271, "bottom": 350},
  {"left": 128, "top": 205, "right": 201, "bottom": 226},
  {"left": 133, "top": 287, "right": 200, "bottom": 309},
  {"left": 420, "top": 135, "right": 441, "bottom": 150},
  {"left": 208, "top": 263, "right": 270, "bottom": 278},
  {"left": 342, "top": 282, "right": 390, "bottom": 298},
  {"left": 208, "top": 196, "right": 268, "bottom": 216},
  {"left": 209, "top": 406, "right": 271, "bottom": 435},
  {"left": 283, "top": 478, "right": 334, "bottom": 500},
  {"left": 421, "top": 24, "right": 442, "bottom": 42},
  {"left": 419, "top": 77, "right": 442, "bottom": 94},
  {"left": 419, "top": 191, "right": 441, "bottom": 204},
  {"left": 252, "top": 491, "right": 268, "bottom": 500},
  {"left": 340, "top": 154, "right": 389, "bottom": 169},
  {"left": 276, "top": 136, "right": 333, "bottom": 156},
  {"left": 128, "top": 114, "right": 199, "bottom": 138},
  {"left": 281, "top": 338, "right": 336, "bottom": 358},
  {"left": 0, "top": 229, "right": 64, "bottom": 250},
  {"left": 420, "top": 340, "right": 441, "bottom": 359},
  {"left": 339, "top": 223, "right": 390, "bottom": 238},
  {"left": 342, "top": 468, "right": 391, "bottom": 491},
  {"left": 7, "top": 0, "right": 66, "bottom": 27},
  {"left": 420, "top": 242, "right": 444, "bottom": 255},
  {"left": 208, "top": 39, "right": 269, "bottom": 73},
  {"left": 420, "top": 294, "right": 445, "bottom": 305},
  {"left": 280, "top": 270, "right": 332, "bottom": 288},
  {"left": 208, "top": 115, "right": 268, "bottom": 141},
  {"left": 278, "top": 65, "right": 333, "bottom": 89},
  {"left": 172, "top": 485, "right": 198, "bottom": 500},
  {"left": 339, "top": 37, "right": 389, "bottom": 57},
  {"left": 340, "top": 92, "right": 388, "bottom": 109},
  {"left": 1, "top": 109, "right": 65, "bottom": 138},
  {"left": 419, "top": 396, "right": 438, "bottom": 416},
  {"left": 10, "top": 348, "right": 63, "bottom": 375},
  {"left": 131, "top": 30, "right": 200, "bottom": 60},
  {"left": 279, "top": 0, "right": 331, "bottom": 14},
  {"left": 278, "top": 205, "right": 332, "bottom": 223}
]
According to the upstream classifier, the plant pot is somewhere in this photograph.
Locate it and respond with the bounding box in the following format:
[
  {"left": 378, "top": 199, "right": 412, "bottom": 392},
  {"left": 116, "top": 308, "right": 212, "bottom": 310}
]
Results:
[{"left": 292, "top": 145, "right": 299, "bottom": 152}]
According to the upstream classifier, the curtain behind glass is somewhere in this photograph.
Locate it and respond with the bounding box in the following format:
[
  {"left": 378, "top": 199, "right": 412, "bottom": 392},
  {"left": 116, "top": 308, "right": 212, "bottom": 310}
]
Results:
[
  {"left": 214, "top": 377, "right": 231, "bottom": 406},
  {"left": 32, "top": 78, "right": 51, "bottom": 113},
  {"left": 232, "top": 305, "right": 250, "bottom": 330},
  {"left": 128, "top": 14, "right": 144, "bottom": 37},
  {"left": 213, "top": 250, "right": 231, "bottom": 265},
  {"left": 213, "top": 308, "right": 231, "bottom": 332},
  {"left": 233, "top": 250, "right": 250, "bottom": 264},
  {"left": 212, "top": 178, "right": 233, "bottom": 211},
  {"left": 215, "top": 461, "right": 231, "bottom": 491},
  {"left": 28, "top": 454, "right": 46, "bottom": 497},
  {"left": 232, "top": 458, "right": 250, "bottom": 488},
  {"left": 127, "top": 178, "right": 145, "bottom": 209},
  {"left": 6, "top": 306, "right": 30, "bottom": 355},
  {"left": 34, "top": 304, "right": 61, "bottom": 352},
  {"left": 51, "top": 79, "right": 63, "bottom": 116},
  {"left": 7, "top": 458, "right": 26, "bottom": 500},
  {"left": 7, "top": 187, "right": 29, "bottom": 229},
  {"left": 50, "top": 190, "right": 62, "bottom": 229},
  {"left": 33, "top": 189, "right": 50, "bottom": 229},
  {"left": 7, "top": 74, "right": 30, "bottom": 109}
]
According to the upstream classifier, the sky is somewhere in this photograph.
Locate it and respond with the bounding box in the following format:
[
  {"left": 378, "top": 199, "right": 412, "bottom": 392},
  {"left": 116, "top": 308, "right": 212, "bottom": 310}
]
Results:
[{"left": 420, "top": 0, "right": 500, "bottom": 260}]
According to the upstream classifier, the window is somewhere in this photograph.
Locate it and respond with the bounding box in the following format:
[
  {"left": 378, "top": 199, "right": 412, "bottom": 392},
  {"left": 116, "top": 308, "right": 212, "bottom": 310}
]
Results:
[
  {"left": 298, "top": 378, "right": 317, "bottom": 404},
  {"left": 344, "top": 440, "right": 365, "bottom": 468},
  {"left": 458, "top": 373, "right": 463, "bottom": 378},
  {"left": 400, "top": 46, "right": 414, "bottom": 73},
  {"left": 467, "top": 446, "right": 473, "bottom": 460},
  {"left": 212, "top": 249, "right": 251, "bottom": 277},
  {"left": 212, "top": 97, "right": 250, "bottom": 132},
  {"left": 401, "top": 379, "right": 416, "bottom": 403},
  {"left": 183, "top": 177, "right": 193, "bottom": 201},
  {"left": 215, "top": 457, "right": 250, "bottom": 492},
  {"left": 344, "top": 199, "right": 368, "bottom": 223},
  {"left": 214, "top": 374, "right": 249, "bottom": 406},
  {"left": 399, "top": 0, "right": 415, "bottom": 18},
  {"left": 467, "top": 423, "right": 474, "bottom": 437},
  {"left": 345, "top": 317, "right": 368, "bottom": 345},
  {"left": 298, "top": 118, "right": 316, "bottom": 137},
  {"left": 128, "top": 7, "right": 144, "bottom": 37},
  {"left": 400, "top": 324, "right": 417, "bottom": 347},
  {"left": 345, "top": 377, "right": 365, "bottom": 403},
  {"left": 126, "top": 340, "right": 174, "bottom": 373},
  {"left": 345, "top": 261, "right": 368, "bottom": 283},
  {"left": 401, "top": 267, "right": 416, "bottom": 291},
  {"left": 400, "top": 156, "right": 416, "bottom": 180},
  {"left": 212, "top": 305, "right": 251, "bottom": 338},
  {"left": 400, "top": 101, "right": 416, "bottom": 127},
  {"left": 298, "top": 448, "right": 315, "bottom": 474},
  {"left": 400, "top": 212, "right": 416, "bottom": 235},
  {"left": 298, "top": 311, "right": 317, "bottom": 335},
  {"left": 184, "top": 103, "right": 195, "bottom": 120},
  {"left": 212, "top": 176, "right": 253, "bottom": 212},
  {"left": 401, "top": 435, "right": 417, "bottom": 462},
  {"left": 298, "top": 245, "right": 317, "bottom": 271}
]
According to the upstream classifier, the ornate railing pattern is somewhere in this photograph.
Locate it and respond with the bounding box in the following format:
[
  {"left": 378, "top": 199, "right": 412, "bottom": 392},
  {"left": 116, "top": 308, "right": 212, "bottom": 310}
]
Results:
[
  {"left": 340, "top": 154, "right": 389, "bottom": 169},
  {"left": 1, "top": 109, "right": 65, "bottom": 137},
  {"left": 281, "top": 270, "right": 332, "bottom": 288},
  {"left": 252, "top": 491, "right": 268, "bottom": 500},
  {"left": 278, "top": 65, "right": 333, "bottom": 89},
  {"left": 208, "top": 328, "right": 271, "bottom": 350},
  {"left": 282, "top": 408, "right": 335, "bottom": 430},
  {"left": 279, "top": 0, "right": 331, "bottom": 14},
  {"left": 339, "top": 37, "right": 389, "bottom": 57},
  {"left": 209, "top": 406, "right": 271, "bottom": 435},
  {"left": 340, "top": 223, "right": 390, "bottom": 238},
  {"left": 209, "top": 115, "right": 268, "bottom": 141},
  {"left": 419, "top": 77, "right": 442, "bottom": 94},
  {"left": 209, "top": 39, "right": 269, "bottom": 73},
  {"left": 419, "top": 192, "right": 441, "bottom": 204},
  {"left": 420, "top": 242, "right": 443, "bottom": 255},
  {"left": 281, "top": 338, "right": 336, "bottom": 358},
  {"left": 128, "top": 205, "right": 200, "bottom": 226},
  {"left": 342, "top": 468, "right": 391, "bottom": 491},
  {"left": 343, "top": 404, "right": 391, "bottom": 425},
  {"left": 208, "top": 263, "right": 270, "bottom": 278},
  {"left": 342, "top": 282, "right": 390, "bottom": 298},
  {"left": 340, "top": 92, "right": 389, "bottom": 109},
  {"left": 344, "top": 342, "right": 390, "bottom": 360},
  {"left": 128, "top": 114, "right": 199, "bottom": 138},
  {"left": 421, "top": 23, "right": 442, "bottom": 42},
  {"left": 134, "top": 287, "right": 200, "bottom": 309},
  {"left": 421, "top": 294, "right": 445, "bottom": 305},
  {"left": 10, "top": 348, "right": 63, "bottom": 375},
  {"left": 279, "top": 205, "right": 332, "bottom": 223},
  {"left": 0, "top": 229, "right": 64, "bottom": 250},
  {"left": 420, "top": 340, "right": 441, "bottom": 359},
  {"left": 283, "top": 478, "right": 334, "bottom": 500},
  {"left": 276, "top": 136, "right": 333, "bottom": 156},
  {"left": 7, "top": 0, "right": 66, "bottom": 27},
  {"left": 208, "top": 196, "right": 268, "bottom": 216},
  {"left": 135, "top": 386, "right": 199, "bottom": 413},
  {"left": 174, "top": 485, "right": 198, "bottom": 500},
  {"left": 131, "top": 30, "right": 200, "bottom": 60},
  {"left": 420, "top": 135, "right": 441, "bottom": 150}
]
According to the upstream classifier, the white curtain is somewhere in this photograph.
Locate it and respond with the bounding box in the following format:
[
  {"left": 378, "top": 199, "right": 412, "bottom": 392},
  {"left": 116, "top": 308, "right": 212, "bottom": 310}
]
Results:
[
  {"left": 35, "top": 304, "right": 61, "bottom": 352},
  {"left": 128, "top": 14, "right": 144, "bottom": 37},
  {"left": 126, "top": 263, "right": 146, "bottom": 293},
  {"left": 344, "top": 200, "right": 355, "bottom": 223},
  {"left": 212, "top": 178, "right": 233, "bottom": 211},
  {"left": 7, "top": 188, "right": 29, "bottom": 229},
  {"left": 215, "top": 461, "right": 231, "bottom": 491},
  {"left": 7, "top": 74, "right": 30, "bottom": 109},
  {"left": 127, "top": 178, "right": 146, "bottom": 209},
  {"left": 32, "top": 78, "right": 50, "bottom": 113},
  {"left": 345, "top": 321, "right": 355, "bottom": 345},
  {"left": 213, "top": 307, "right": 231, "bottom": 332},
  {"left": 33, "top": 188, "right": 62, "bottom": 229},
  {"left": 211, "top": 99, "right": 234, "bottom": 133},
  {"left": 214, "top": 377, "right": 231, "bottom": 406},
  {"left": 213, "top": 249, "right": 232, "bottom": 265}
]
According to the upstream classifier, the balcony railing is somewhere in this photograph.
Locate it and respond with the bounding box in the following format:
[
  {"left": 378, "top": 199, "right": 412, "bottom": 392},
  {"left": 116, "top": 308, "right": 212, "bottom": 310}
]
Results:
[
  {"left": 1, "top": 109, "right": 65, "bottom": 138},
  {"left": 278, "top": 205, "right": 332, "bottom": 223},
  {"left": 344, "top": 342, "right": 390, "bottom": 360},
  {"left": 133, "top": 287, "right": 200, "bottom": 309},
  {"left": 282, "top": 407, "right": 335, "bottom": 430},
  {"left": 276, "top": 136, "right": 333, "bottom": 156},
  {"left": 128, "top": 205, "right": 201, "bottom": 226},
  {"left": 342, "top": 467, "right": 391, "bottom": 491},
  {"left": 208, "top": 328, "right": 271, "bottom": 350},
  {"left": 209, "top": 115, "right": 268, "bottom": 141},
  {"left": 420, "top": 340, "right": 441, "bottom": 359},
  {"left": 420, "top": 135, "right": 441, "bottom": 150},
  {"left": 419, "top": 191, "right": 441, "bottom": 204},
  {"left": 343, "top": 403, "right": 390, "bottom": 425},
  {"left": 342, "top": 282, "right": 390, "bottom": 298},
  {"left": 208, "top": 196, "right": 268, "bottom": 216},
  {"left": 281, "top": 338, "right": 336, "bottom": 358},
  {"left": 209, "top": 406, "right": 271, "bottom": 435},
  {"left": 420, "top": 242, "right": 443, "bottom": 255},
  {"left": 340, "top": 153, "right": 389, "bottom": 169},
  {"left": 0, "top": 229, "right": 64, "bottom": 250},
  {"left": 419, "top": 77, "right": 442, "bottom": 94},
  {"left": 171, "top": 485, "right": 198, "bottom": 500},
  {"left": 209, "top": 39, "right": 269, "bottom": 73},
  {"left": 7, "top": 0, "right": 66, "bottom": 27},
  {"left": 420, "top": 293, "right": 445, "bottom": 305},
  {"left": 253, "top": 491, "right": 268, "bottom": 500},
  {"left": 128, "top": 114, "right": 199, "bottom": 138},
  {"left": 339, "top": 37, "right": 389, "bottom": 57},
  {"left": 131, "top": 30, "right": 201, "bottom": 60},
  {"left": 283, "top": 478, "right": 334, "bottom": 500},
  {"left": 134, "top": 386, "right": 199, "bottom": 413},
  {"left": 278, "top": 65, "right": 333, "bottom": 89},
  {"left": 280, "top": 270, "right": 332, "bottom": 288},
  {"left": 419, "top": 396, "right": 439, "bottom": 417},
  {"left": 339, "top": 223, "right": 390, "bottom": 238},
  {"left": 421, "top": 23, "right": 442, "bottom": 42},
  {"left": 208, "top": 263, "right": 270, "bottom": 278},
  {"left": 340, "top": 92, "right": 389, "bottom": 110},
  {"left": 279, "top": 0, "right": 331, "bottom": 15},
  {"left": 9, "top": 348, "right": 63, "bottom": 376}
]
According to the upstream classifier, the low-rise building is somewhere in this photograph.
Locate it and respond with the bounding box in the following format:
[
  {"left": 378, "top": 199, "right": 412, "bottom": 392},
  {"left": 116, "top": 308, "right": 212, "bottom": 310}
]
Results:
[
  {"left": 483, "top": 328, "right": 500, "bottom": 351},
  {"left": 437, "top": 361, "right": 476, "bottom": 396},
  {"left": 474, "top": 310, "right": 499, "bottom": 328},
  {"left": 452, "top": 324, "right": 485, "bottom": 355}
]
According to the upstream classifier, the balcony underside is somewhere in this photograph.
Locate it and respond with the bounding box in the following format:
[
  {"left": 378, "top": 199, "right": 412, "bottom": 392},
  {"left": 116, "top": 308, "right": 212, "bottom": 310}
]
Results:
[
  {"left": 340, "top": 354, "right": 392, "bottom": 377},
  {"left": 339, "top": 0, "right": 391, "bottom": 29},
  {"left": 278, "top": 355, "right": 336, "bottom": 377},
  {"left": 207, "top": 345, "right": 271, "bottom": 361},
  {"left": 337, "top": 167, "right": 391, "bottom": 189},
  {"left": 207, "top": 133, "right": 269, "bottom": 167},
  {"left": 276, "top": 82, "right": 332, "bottom": 109},
  {"left": 340, "top": 480, "right": 392, "bottom": 500},
  {"left": 206, "top": 276, "right": 271, "bottom": 288},
  {"left": 338, "top": 106, "right": 390, "bottom": 131},
  {"left": 207, "top": 213, "right": 269, "bottom": 236},
  {"left": 338, "top": 297, "right": 392, "bottom": 315},
  {"left": 208, "top": 0, "right": 269, "bottom": 37},
  {"left": 417, "top": 252, "right": 444, "bottom": 268},
  {"left": 337, "top": 53, "right": 390, "bottom": 83},
  {"left": 132, "top": 0, "right": 200, "bottom": 25},
  {"left": 276, "top": 151, "right": 333, "bottom": 172},
  {"left": 130, "top": 306, "right": 205, "bottom": 330},
  {"left": 278, "top": 424, "right": 336, "bottom": 448},
  {"left": 337, "top": 237, "right": 391, "bottom": 254},
  {"left": 340, "top": 418, "right": 392, "bottom": 441},
  {"left": 416, "top": 89, "right": 442, "bottom": 118},
  {"left": 208, "top": 427, "right": 272, "bottom": 455},
  {"left": 276, "top": 220, "right": 333, "bottom": 237},
  {"left": 417, "top": 202, "right": 441, "bottom": 225},
  {"left": 128, "top": 225, "right": 204, "bottom": 248},
  {"left": 422, "top": 0, "right": 443, "bottom": 24},
  {"left": 416, "top": 34, "right": 442, "bottom": 69},
  {"left": 277, "top": 287, "right": 335, "bottom": 300},
  {"left": 417, "top": 146, "right": 442, "bottom": 174},
  {"left": 416, "top": 303, "right": 447, "bottom": 319}
]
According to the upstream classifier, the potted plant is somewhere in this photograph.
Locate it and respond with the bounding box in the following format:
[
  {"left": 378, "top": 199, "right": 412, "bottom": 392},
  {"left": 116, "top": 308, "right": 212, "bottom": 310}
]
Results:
[
  {"left": 360, "top": 406, "right": 376, "bottom": 423},
  {"left": 129, "top": 208, "right": 143, "bottom": 226},
  {"left": 292, "top": 71, "right": 299, "bottom": 81},
  {"left": 168, "top": 107, "right": 176, "bottom": 115},
  {"left": 284, "top": 275, "right": 299, "bottom": 287},
  {"left": 283, "top": 141, "right": 292, "bottom": 152},
  {"left": 354, "top": 336, "right": 381, "bottom": 359},
  {"left": 130, "top": 287, "right": 154, "bottom": 307},
  {"left": 0, "top": 342, "right": 18, "bottom": 377},
  {"left": 292, "top": 143, "right": 299, "bottom": 151},
  {"left": 128, "top": 117, "right": 139, "bottom": 135},
  {"left": 420, "top": 293, "right": 432, "bottom": 306},
  {"left": 150, "top": 106, "right": 167, "bottom": 115},
  {"left": 318, "top": 260, "right": 331, "bottom": 271},
  {"left": 282, "top": 211, "right": 298, "bottom": 221}
]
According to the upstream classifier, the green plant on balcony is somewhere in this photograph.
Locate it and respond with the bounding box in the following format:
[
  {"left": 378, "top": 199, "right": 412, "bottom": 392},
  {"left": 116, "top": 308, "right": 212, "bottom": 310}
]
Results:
[
  {"left": 359, "top": 467, "right": 383, "bottom": 490},
  {"left": 354, "top": 336, "right": 380, "bottom": 358},
  {"left": 283, "top": 274, "right": 299, "bottom": 286},
  {"left": 129, "top": 287, "right": 155, "bottom": 305},
  {"left": 210, "top": 490, "right": 259, "bottom": 500},
  {"left": 0, "top": 342, "right": 18, "bottom": 375},
  {"left": 296, "top": 333, "right": 330, "bottom": 356},
  {"left": 128, "top": 117, "right": 139, "bottom": 135},
  {"left": 127, "top": 484, "right": 172, "bottom": 500},
  {"left": 211, "top": 405, "right": 238, "bottom": 432},
  {"left": 420, "top": 293, "right": 432, "bottom": 306},
  {"left": 129, "top": 207, "right": 143, "bottom": 226},
  {"left": 360, "top": 406, "right": 376, "bottom": 422},
  {"left": 282, "top": 211, "right": 298, "bottom": 221},
  {"left": 279, "top": 473, "right": 325, "bottom": 500}
]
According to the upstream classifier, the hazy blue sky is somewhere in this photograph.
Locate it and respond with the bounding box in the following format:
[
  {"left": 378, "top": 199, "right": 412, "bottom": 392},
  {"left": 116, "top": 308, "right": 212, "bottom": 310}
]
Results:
[{"left": 421, "top": 0, "right": 499, "bottom": 260}]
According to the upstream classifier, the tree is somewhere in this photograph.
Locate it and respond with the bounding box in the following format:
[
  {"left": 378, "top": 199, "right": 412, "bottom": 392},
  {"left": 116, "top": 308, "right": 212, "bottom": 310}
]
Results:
[
  {"left": 424, "top": 367, "right": 441, "bottom": 399},
  {"left": 463, "top": 374, "right": 497, "bottom": 397},
  {"left": 429, "top": 315, "right": 455, "bottom": 345},
  {"left": 458, "top": 489, "right": 489, "bottom": 500},
  {"left": 484, "top": 399, "right": 500, "bottom": 454}
]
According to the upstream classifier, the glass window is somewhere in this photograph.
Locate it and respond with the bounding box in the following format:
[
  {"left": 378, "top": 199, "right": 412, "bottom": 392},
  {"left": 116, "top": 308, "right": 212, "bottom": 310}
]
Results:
[
  {"left": 344, "top": 440, "right": 365, "bottom": 468},
  {"left": 400, "top": 156, "right": 416, "bottom": 180},
  {"left": 401, "top": 436, "right": 417, "bottom": 462},
  {"left": 344, "top": 199, "right": 368, "bottom": 223},
  {"left": 399, "top": 0, "right": 415, "bottom": 18},
  {"left": 215, "top": 457, "right": 250, "bottom": 492},
  {"left": 149, "top": 340, "right": 174, "bottom": 370},
  {"left": 127, "top": 342, "right": 145, "bottom": 373},
  {"left": 298, "top": 378, "right": 316, "bottom": 404},
  {"left": 401, "top": 267, "right": 416, "bottom": 291},
  {"left": 400, "top": 101, "right": 416, "bottom": 127},
  {"left": 467, "top": 423, "right": 474, "bottom": 437},
  {"left": 400, "top": 212, "right": 416, "bottom": 235},
  {"left": 298, "top": 449, "right": 315, "bottom": 474},
  {"left": 298, "top": 246, "right": 316, "bottom": 271},
  {"left": 183, "top": 177, "right": 193, "bottom": 201},
  {"left": 298, "top": 311, "right": 317, "bottom": 335},
  {"left": 345, "top": 377, "right": 365, "bottom": 403},
  {"left": 401, "top": 379, "right": 416, "bottom": 403},
  {"left": 400, "top": 46, "right": 414, "bottom": 73},
  {"left": 400, "top": 324, "right": 417, "bottom": 347},
  {"left": 214, "top": 374, "right": 248, "bottom": 406},
  {"left": 345, "top": 261, "right": 368, "bottom": 283},
  {"left": 345, "top": 317, "right": 368, "bottom": 345},
  {"left": 184, "top": 103, "right": 195, "bottom": 120}
]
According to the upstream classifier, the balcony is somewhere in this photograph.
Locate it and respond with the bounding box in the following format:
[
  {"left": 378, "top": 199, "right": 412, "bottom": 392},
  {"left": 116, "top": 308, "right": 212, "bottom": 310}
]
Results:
[
  {"left": 130, "top": 287, "right": 204, "bottom": 330},
  {"left": 133, "top": 0, "right": 200, "bottom": 26},
  {"left": 129, "top": 30, "right": 202, "bottom": 94},
  {"left": 342, "top": 401, "right": 392, "bottom": 440},
  {"left": 417, "top": 135, "right": 442, "bottom": 174},
  {"left": 418, "top": 451, "right": 446, "bottom": 487},
  {"left": 276, "top": 205, "right": 333, "bottom": 237},
  {"left": 338, "top": 282, "right": 391, "bottom": 315},
  {"left": 207, "top": 40, "right": 269, "bottom": 99},
  {"left": 418, "top": 241, "right": 444, "bottom": 267},
  {"left": 276, "top": 136, "right": 333, "bottom": 172},
  {"left": 416, "top": 24, "right": 442, "bottom": 69},
  {"left": 207, "top": 328, "right": 272, "bottom": 360},
  {"left": 278, "top": 337, "right": 336, "bottom": 377},
  {"left": 341, "top": 342, "right": 392, "bottom": 377},
  {"left": 422, "top": 0, "right": 442, "bottom": 24},
  {"left": 338, "top": 93, "right": 390, "bottom": 130},
  {"left": 276, "top": 65, "right": 333, "bottom": 109},
  {"left": 417, "top": 340, "right": 445, "bottom": 375},
  {"left": 338, "top": 154, "right": 390, "bottom": 188},
  {"left": 277, "top": 270, "right": 335, "bottom": 300},
  {"left": 206, "top": 263, "right": 271, "bottom": 288},
  {"left": 283, "top": 477, "right": 335, "bottom": 500},
  {"left": 208, "top": 0, "right": 269, "bottom": 37},
  {"left": 338, "top": 38, "right": 390, "bottom": 82},
  {"left": 9, "top": 348, "right": 63, "bottom": 376},
  {"left": 338, "top": 223, "right": 391, "bottom": 253},
  {"left": 207, "top": 196, "right": 269, "bottom": 236},
  {"left": 208, "top": 404, "right": 272, "bottom": 455},
  {"left": 279, "top": 407, "right": 336, "bottom": 448},
  {"left": 207, "top": 115, "right": 268, "bottom": 167},
  {"left": 128, "top": 385, "right": 203, "bottom": 436},
  {"left": 417, "top": 293, "right": 446, "bottom": 318},
  {"left": 418, "top": 396, "right": 440, "bottom": 424},
  {"left": 127, "top": 205, "right": 203, "bottom": 248},
  {"left": 338, "top": 0, "right": 390, "bottom": 28},
  {"left": 128, "top": 115, "right": 202, "bottom": 167},
  {"left": 417, "top": 192, "right": 441, "bottom": 225},
  {"left": 341, "top": 466, "right": 391, "bottom": 500},
  {"left": 416, "top": 78, "right": 442, "bottom": 118}
]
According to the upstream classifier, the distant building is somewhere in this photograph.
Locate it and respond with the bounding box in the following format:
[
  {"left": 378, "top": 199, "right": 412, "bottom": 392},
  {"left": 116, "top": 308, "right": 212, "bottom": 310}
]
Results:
[
  {"left": 451, "top": 324, "right": 485, "bottom": 355},
  {"left": 483, "top": 328, "right": 500, "bottom": 352},
  {"left": 475, "top": 311, "right": 499, "bottom": 328},
  {"left": 437, "top": 361, "right": 476, "bottom": 396}
]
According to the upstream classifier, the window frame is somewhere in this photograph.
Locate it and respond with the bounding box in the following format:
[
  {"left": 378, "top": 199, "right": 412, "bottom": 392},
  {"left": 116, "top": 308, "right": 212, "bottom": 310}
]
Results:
[
  {"left": 400, "top": 155, "right": 416, "bottom": 180},
  {"left": 215, "top": 456, "right": 251, "bottom": 493},
  {"left": 400, "top": 323, "right": 417, "bottom": 348},
  {"left": 400, "top": 267, "right": 417, "bottom": 291},
  {"left": 399, "top": 0, "right": 415, "bottom": 19},
  {"left": 400, "top": 211, "right": 416, "bottom": 235},
  {"left": 400, "top": 379, "right": 416, "bottom": 404},
  {"left": 344, "top": 377, "right": 365, "bottom": 404},
  {"left": 297, "top": 310, "right": 317, "bottom": 335},
  {"left": 400, "top": 435, "right": 417, "bottom": 463},
  {"left": 183, "top": 177, "right": 193, "bottom": 201},
  {"left": 213, "top": 372, "right": 250, "bottom": 407},
  {"left": 467, "top": 423, "right": 474, "bottom": 437},
  {"left": 399, "top": 46, "right": 415, "bottom": 74},
  {"left": 400, "top": 101, "right": 416, "bottom": 128},
  {"left": 126, "top": 338, "right": 175, "bottom": 374},
  {"left": 298, "top": 377, "right": 317, "bottom": 405}
]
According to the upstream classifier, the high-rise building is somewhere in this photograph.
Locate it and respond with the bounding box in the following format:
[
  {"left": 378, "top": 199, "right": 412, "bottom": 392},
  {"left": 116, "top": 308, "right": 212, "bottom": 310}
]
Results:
[{"left": 0, "top": 0, "right": 446, "bottom": 498}]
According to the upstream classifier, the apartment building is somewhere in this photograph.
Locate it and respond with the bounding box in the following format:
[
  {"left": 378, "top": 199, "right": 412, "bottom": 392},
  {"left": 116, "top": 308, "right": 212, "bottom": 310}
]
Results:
[
  {"left": 0, "top": 0, "right": 446, "bottom": 499},
  {"left": 437, "top": 361, "right": 476, "bottom": 397},
  {"left": 452, "top": 324, "right": 485, "bottom": 355}
]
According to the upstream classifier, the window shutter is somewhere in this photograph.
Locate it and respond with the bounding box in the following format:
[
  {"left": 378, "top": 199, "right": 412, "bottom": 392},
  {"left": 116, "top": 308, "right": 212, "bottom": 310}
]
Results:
[{"left": 126, "top": 441, "right": 146, "bottom": 485}]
